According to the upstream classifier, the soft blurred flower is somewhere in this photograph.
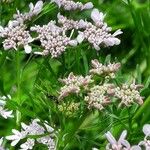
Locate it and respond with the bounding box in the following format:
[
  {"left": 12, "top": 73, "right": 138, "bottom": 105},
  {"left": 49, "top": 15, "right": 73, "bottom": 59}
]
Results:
[
  {"left": 0, "top": 95, "right": 13, "bottom": 119},
  {"left": 105, "top": 130, "right": 130, "bottom": 150},
  {"left": 138, "top": 124, "right": 150, "bottom": 149},
  {"left": 6, "top": 119, "right": 56, "bottom": 149}
]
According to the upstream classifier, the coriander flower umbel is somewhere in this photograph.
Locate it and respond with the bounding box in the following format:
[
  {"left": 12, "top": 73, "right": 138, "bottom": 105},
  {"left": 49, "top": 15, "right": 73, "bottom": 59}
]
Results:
[
  {"left": 57, "top": 9, "right": 122, "bottom": 50},
  {"left": 114, "top": 81, "right": 144, "bottom": 107},
  {"left": 0, "top": 95, "right": 13, "bottom": 119},
  {"left": 31, "top": 21, "right": 77, "bottom": 58},
  {"left": 89, "top": 59, "right": 121, "bottom": 78},
  {"left": 84, "top": 84, "right": 114, "bottom": 110},
  {"left": 58, "top": 72, "right": 93, "bottom": 100},
  {"left": 77, "top": 9, "right": 123, "bottom": 50},
  {"left": 0, "top": 21, "right": 33, "bottom": 53},
  {"left": 51, "top": 0, "right": 93, "bottom": 11},
  {"left": 0, "top": 1, "right": 43, "bottom": 53},
  {"left": 6, "top": 119, "right": 56, "bottom": 150}
]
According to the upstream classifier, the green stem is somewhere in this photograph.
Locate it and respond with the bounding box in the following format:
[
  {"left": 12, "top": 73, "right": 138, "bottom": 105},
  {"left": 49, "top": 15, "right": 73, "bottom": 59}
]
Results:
[{"left": 16, "top": 51, "right": 22, "bottom": 126}]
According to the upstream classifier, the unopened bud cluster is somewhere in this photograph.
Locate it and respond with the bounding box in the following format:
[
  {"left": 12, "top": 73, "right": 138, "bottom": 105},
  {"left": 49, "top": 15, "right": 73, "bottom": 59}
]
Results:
[
  {"left": 51, "top": 0, "right": 93, "bottom": 11},
  {"left": 6, "top": 119, "right": 56, "bottom": 150},
  {"left": 58, "top": 59, "right": 144, "bottom": 110},
  {"left": 90, "top": 59, "right": 121, "bottom": 78},
  {"left": 58, "top": 102, "right": 80, "bottom": 117}
]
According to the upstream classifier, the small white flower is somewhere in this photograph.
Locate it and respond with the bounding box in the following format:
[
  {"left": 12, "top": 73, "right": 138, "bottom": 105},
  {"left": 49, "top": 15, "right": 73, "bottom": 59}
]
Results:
[
  {"left": 6, "top": 129, "right": 26, "bottom": 146},
  {"left": 0, "top": 107, "right": 13, "bottom": 119},
  {"left": 0, "top": 95, "right": 13, "bottom": 119},
  {"left": 29, "top": 1, "right": 43, "bottom": 15},
  {"left": 143, "top": 124, "right": 150, "bottom": 137},
  {"left": 91, "top": 9, "right": 105, "bottom": 23},
  {"left": 77, "top": 32, "right": 85, "bottom": 43},
  {"left": 8, "top": 20, "right": 20, "bottom": 28},
  {"left": 138, "top": 124, "right": 150, "bottom": 149},
  {"left": 7, "top": 119, "right": 56, "bottom": 149},
  {"left": 105, "top": 130, "right": 131, "bottom": 150},
  {"left": 82, "top": 2, "right": 93, "bottom": 10},
  {"left": 20, "top": 138, "right": 35, "bottom": 150},
  {"left": 24, "top": 45, "right": 32, "bottom": 54}
]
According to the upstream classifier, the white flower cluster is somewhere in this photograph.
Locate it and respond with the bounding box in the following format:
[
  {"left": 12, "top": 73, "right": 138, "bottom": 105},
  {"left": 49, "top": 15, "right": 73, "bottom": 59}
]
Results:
[
  {"left": 0, "top": 95, "right": 13, "bottom": 119},
  {"left": 0, "top": 1, "right": 122, "bottom": 57},
  {"left": 0, "top": 23, "right": 33, "bottom": 53},
  {"left": 82, "top": 9, "right": 122, "bottom": 50},
  {"left": 93, "top": 124, "right": 150, "bottom": 150},
  {"left": 51, "top": 0, "right": 93, "bottom": 11},
  {"left": 58, "top": 72, "right": 93, "bottom": 100},
  {"left": 57, "top": 9, "right": 122, "bottom": 50},
  {"left": 58, "top": 59, "right": 144, "bottom": 110},
  {"left": 6, "top": 119, "right": 56, "bottom": 150},
  {"left": 114, "top": 81, "right": 144, "bottom": 107},
  {"left": 89, "top": 59, "right": 121, "bottom": 78},
  {"left": 31, "top": 21, "right": 77, "bottom": 58},
  {"left": 84, "top": 84, "right": 113, "bottom": 110},
  {"left": 0, "top": 1, "right": 43, "bottom": 53},
  {"left": 57, "top": 13, "right": 86, "bottom": 31}
]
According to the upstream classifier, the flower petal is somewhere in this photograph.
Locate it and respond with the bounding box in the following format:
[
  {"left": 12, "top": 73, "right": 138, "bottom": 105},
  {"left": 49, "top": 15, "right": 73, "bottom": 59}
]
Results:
[
  {"left": 131, "top": 145, "right": 142, "bottom": 150},
  {"left": 113, "top": 29, "right": 123, "bottom": 36},
  {"left": 82, "top": 2, "right": 93, "bottom": 10},
  {"left": 143, "top": 124, "right": 150, "bottom": 136},
  {"left": 69, "top": 40, "right": 78, "bottom": 46},
  {"left": 24, "top": 45, "right": 32, "bottom": 54},
  {"left": 91, "top": 9, "right": 104, "bottom": 23},
  {"left": 105, "top": 131, "right": 117, "bottom": 145},
  {"left": 119, "top": 130, "right": 127, "bottom": 142},
  {"left": 33, "top": 0, "right": 43, "bottom": 15},
  {"left": 77, "top": 32, "right": 85, "bottom": 43}
]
